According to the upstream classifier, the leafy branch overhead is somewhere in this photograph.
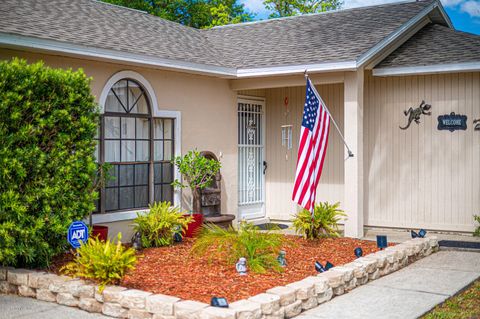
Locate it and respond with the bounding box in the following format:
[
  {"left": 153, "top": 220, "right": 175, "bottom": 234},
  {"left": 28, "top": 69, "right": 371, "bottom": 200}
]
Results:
[{"left": 99, "top": 0, "right": 342, "bottom": 28}]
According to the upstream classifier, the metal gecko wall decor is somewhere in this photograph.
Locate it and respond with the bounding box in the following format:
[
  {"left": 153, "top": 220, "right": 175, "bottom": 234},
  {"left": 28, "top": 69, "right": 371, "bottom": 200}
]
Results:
[{"left": 400, "top": 100, "right": 432, "bottom": 130}]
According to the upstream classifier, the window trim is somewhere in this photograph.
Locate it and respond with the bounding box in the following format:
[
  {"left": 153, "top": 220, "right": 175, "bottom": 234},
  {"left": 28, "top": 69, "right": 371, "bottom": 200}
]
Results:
[{"left": 92, "top": 71, "right": 182, "bottom": 223}]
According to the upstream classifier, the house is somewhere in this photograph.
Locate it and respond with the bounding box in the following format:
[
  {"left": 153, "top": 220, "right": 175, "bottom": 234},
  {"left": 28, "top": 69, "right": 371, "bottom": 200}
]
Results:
[{"left": 1, "top": 0, "right": 479, "bottom": 239}]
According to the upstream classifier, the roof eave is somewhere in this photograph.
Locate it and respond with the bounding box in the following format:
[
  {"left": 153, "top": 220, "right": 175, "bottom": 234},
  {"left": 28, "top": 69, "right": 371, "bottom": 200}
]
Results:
[
  {"left": 235, "top": 61, "right": 357, "bottom": 78},
  {"left": 0, "top": 33, "right": 238, "bottom": 78},
  {"left": 372, "top": 62, "right": 480, "bottom": 76},
  {"left": 357, "top": 1, "right": 441, "bottom": 68}
]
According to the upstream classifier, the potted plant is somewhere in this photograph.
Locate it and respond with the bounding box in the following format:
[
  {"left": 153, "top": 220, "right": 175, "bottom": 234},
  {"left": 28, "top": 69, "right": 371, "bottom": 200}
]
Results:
[{"left": 173, "top": 150, "right": 221, "bottom": 237}]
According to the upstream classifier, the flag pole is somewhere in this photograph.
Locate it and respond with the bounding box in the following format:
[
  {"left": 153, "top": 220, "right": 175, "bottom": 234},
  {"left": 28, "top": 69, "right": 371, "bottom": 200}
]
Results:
[{"left": 304, "top": 70, "right": 354, "bottom": 158}]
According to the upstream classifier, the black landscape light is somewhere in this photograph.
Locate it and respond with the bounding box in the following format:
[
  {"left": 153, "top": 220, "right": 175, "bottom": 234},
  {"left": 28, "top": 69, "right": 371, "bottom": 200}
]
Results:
[
  {"left": 411, "top": 230, "right": 418, "bottom": 238},
  {"left": 325, "top": 261, "right": 334, "bottom": 270},
  {"left": 354, "top": 247, "right": 363, "bottom": 258},
  {"left": 418, "top": 229, "right": 427, "bottom": 238},
  {"left": 376, "top": 235, "right": 388, "bottom": 250},
  {"left": 315, "top": 261, "right": 326, "bottom": 273},
  {"left": 211, "top": 297, "right": 229, "bottom": 308}
]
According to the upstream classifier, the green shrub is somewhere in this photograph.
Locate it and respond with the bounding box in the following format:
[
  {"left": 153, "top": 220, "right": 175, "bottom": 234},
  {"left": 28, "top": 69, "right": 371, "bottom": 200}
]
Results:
[
  {"left": 172, "top": 150, "right": 221, "bottom": 213},
  {"left": 0, "top": 58, "right": 99, "bottom": 267},
  {"left": 474, "top": 215, "right": 480, "bottom": 237},
  {"left": 61, "top": 234, "right": 136, "bottom": 291},
  {"left": 133, "top": 201, "right": 192, "bottom": 248},
  {"left": 292, "top": 202, "right": 346, "bottom": 239},
  {"left": 192, "top": 222, "right": 284, "bottom": 273}
]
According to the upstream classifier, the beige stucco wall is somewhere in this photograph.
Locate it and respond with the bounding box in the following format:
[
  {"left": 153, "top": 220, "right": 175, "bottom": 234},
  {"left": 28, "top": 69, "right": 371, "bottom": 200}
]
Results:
[
  {"left": 239, "top": 83, "right": 345, "bottom": 221},
  {"left": 364, "top": 70, "right": 480, "bottom": 232},
  {"left": 0, "top": 49, "right": 238, "bottom": 240}
]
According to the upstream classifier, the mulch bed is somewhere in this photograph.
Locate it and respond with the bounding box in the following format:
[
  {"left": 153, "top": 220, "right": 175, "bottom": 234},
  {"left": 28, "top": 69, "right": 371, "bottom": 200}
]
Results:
[{"left": 121, "top": 236, "right": 391, "bottom": 303}]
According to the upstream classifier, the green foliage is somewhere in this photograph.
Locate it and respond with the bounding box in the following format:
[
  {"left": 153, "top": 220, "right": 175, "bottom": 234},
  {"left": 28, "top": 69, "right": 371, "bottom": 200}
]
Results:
[
  {"left": 0, "top": 58, "right": 99, "bottom": 267},
  {"left": 173, "top": 150, "right": 221, "bottom": 191},
  {"left": 192, "top": 222, "right": 284, "bottom": 273},
  {"left": 474, "top": 215, "right": 480, "bottom": 237},
  {"left": 292, "top": 202, "right": 346, "bottom": 239},
  {"left": 133, "top": 202, "right": 192, "bottom": 248},
  {"left": 264, "top": 0, "right": 342, "bottom": 18},
  {"left": 100, "top": 0, "right": 253, "bottom": 28},
  {"left": 61, "top": 234, "right": 137, "bottom": 292}
]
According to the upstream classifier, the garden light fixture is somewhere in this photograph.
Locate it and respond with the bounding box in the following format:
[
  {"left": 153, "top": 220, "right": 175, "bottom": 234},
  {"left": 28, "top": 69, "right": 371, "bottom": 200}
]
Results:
[
  {"left": 376, "top": 235, "right": 388, "bottom": 250},
  {"left": 211, "top": 297, "right": 229, "bottom": 308},
  {"left": 354, "top": 247, "right": 363, "bottom": 258}
]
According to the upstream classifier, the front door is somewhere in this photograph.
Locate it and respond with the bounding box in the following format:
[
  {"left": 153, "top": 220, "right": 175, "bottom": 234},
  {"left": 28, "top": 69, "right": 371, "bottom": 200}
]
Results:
[{"left": 238, "top": 97, "right": 266, "bottom": 220}]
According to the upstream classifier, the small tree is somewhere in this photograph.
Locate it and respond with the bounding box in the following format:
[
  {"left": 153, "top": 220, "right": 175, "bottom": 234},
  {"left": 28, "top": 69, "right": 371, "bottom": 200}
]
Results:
[
  {"left": 0, "top": 59, "right": 99, "bottom": 267},
  {"left": 172, "top": 150, "right": 221, "bottom": 213}
]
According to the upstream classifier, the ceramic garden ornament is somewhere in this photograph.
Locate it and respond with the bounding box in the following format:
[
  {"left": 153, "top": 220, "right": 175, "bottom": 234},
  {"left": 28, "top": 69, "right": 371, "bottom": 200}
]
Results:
[
  {"left": 277, "top": 250, "right": 287, "bottom": 267},
  {"left": 236, "top": 257, "right": 247, "bottom": 275}
]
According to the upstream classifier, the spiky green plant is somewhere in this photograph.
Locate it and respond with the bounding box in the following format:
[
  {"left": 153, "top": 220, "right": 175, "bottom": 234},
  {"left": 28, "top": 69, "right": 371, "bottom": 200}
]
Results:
[
  {"left": 474, "top": 215, "right": 480, "bottom": 237},
  {"left": 292, "top": 202, "right": 347, "bottom": 239},
  {"left": 61, "top": 233, "right": 136, "bottom": 292},
  {"left": 133, "top": 201, "right": 192, "bottom": 248},
  {"left": 191, "top": 222, "right": 284, "bottom": 273}
]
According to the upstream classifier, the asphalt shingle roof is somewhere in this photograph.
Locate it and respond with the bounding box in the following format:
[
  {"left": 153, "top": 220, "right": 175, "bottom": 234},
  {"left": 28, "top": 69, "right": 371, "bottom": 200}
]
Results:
[
  {"left": 2, "top": 0, "right": 473, "bottom": 72},
  {"left": 375, "top": 24, "right": 480, "bottom": 69},
  {"left": 0, "top": 0, "right": 228, "bottom": 68},
  {"left": 205, "top": 1, "right": 433, "bottom": 69}
]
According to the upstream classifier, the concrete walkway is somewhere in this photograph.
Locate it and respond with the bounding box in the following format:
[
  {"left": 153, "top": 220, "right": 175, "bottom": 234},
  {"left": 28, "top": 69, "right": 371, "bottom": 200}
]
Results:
[
  {"left": 0, "top": 294, "right": 108, "bottom": 319},
  {"left": 297, "top": 250, "right": 480, "bottom": 319}
]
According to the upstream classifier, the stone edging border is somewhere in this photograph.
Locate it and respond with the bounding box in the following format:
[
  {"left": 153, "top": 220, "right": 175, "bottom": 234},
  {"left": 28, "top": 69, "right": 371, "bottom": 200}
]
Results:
[{"left": 0, "top": 237, "right": 439, "bottom": 319}]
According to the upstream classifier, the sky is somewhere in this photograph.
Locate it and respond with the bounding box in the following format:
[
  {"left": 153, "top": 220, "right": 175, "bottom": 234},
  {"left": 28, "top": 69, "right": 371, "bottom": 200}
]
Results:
[{"left": 239, "top": 0, "right": 480, "bottom": 35}]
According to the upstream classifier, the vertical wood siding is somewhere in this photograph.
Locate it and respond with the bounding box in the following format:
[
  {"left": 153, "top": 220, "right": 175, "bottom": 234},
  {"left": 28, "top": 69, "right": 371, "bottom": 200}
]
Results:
[
  {"left": 240, "top": 84, "right": 345, "bottom": 220},
  {"left": 364, "top": 71, "right": 480, "bottom": 232}
]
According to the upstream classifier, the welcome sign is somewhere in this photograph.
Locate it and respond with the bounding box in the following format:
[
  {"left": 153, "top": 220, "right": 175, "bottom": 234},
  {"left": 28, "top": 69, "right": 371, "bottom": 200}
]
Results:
[{"left": 437, "top": 112, "right": 467, "bottom": 132}]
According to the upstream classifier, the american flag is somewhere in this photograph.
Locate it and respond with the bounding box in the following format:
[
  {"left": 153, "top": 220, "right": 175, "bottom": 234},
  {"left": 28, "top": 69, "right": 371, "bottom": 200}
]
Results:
[{"left": 292, "top": 78, "right": 331, "bottom": 213}]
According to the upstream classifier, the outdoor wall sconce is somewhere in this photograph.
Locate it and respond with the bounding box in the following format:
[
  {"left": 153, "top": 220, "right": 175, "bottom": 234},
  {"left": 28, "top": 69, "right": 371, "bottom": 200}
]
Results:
[
  {"left": 211, "top": 297, "right": 229, "bottom": 308},
  {"left": 354, "top": 247, "right": 363, "bottom": 258},
  {"left": 376, "top": 235, "right": 388, "bottom": 250},
  {"left": 411, "top": 229, "right": 426, "bottom": 238}
]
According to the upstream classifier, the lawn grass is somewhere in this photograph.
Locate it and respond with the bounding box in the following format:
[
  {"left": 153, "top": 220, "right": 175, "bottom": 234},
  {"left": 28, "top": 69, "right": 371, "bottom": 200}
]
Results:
[{"left": 422, "top": 279, "right": 480, "bottom": 319}]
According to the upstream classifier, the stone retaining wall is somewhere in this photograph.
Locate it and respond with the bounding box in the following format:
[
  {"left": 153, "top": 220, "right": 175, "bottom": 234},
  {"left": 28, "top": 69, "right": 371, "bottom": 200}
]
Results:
[{"left": 0, "top": 237, "right": 438, "bottom": 319}]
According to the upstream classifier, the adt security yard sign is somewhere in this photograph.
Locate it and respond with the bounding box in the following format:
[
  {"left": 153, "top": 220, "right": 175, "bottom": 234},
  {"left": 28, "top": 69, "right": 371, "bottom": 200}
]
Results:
[{"left": 68, "top": 221, "right": 89, "bottom": 249}]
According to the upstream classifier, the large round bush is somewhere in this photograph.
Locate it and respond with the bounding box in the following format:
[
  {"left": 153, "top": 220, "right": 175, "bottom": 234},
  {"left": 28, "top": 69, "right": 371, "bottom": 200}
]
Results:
[{"left": 0, "top": 58, "right": 99, "bottom": 267}]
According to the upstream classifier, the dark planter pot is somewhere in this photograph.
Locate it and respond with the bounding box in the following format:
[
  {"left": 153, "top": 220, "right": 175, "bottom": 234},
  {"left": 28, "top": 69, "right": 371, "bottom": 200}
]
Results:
[
  {"left": 184, "top": 213, "right": 203, "bottom": 238},
  {"left": 92, "top": 225, "right": 108, "bottom": 241}
]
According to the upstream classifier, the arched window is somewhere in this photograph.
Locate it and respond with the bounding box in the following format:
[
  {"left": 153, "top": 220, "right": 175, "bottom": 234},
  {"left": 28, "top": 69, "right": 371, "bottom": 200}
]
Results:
[{"left": 96, "top": 77, "right": 175, "bottom": 214}]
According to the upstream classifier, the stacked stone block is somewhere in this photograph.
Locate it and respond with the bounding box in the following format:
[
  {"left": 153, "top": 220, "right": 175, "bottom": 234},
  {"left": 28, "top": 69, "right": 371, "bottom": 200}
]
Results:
[{"left": 0, "top": 236, "right": 439, "bottom": 319}]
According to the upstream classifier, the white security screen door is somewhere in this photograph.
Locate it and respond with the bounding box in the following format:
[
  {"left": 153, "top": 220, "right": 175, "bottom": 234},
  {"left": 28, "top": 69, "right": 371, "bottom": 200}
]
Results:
[{"left": 238, "top": 97, "right": 266, "bottom": 220}]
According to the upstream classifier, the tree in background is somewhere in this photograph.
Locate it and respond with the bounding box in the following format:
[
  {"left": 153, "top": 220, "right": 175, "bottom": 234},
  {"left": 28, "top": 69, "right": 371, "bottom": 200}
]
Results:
[
  {"left": 102, "top": 0, "right": 253, "bottom": 29},
  {"left": 264, "top": 0, "right": 342, "bottom": 18}
]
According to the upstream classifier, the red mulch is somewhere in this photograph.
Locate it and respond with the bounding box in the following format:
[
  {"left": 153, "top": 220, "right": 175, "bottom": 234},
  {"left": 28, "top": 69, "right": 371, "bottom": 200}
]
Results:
[{"left": 121, "top": 236, "right": 391, "bottom": 303}]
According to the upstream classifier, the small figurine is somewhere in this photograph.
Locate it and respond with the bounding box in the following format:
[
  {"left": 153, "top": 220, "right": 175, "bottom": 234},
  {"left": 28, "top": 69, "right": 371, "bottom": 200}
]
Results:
[
  {"left": 131, "top": 232, "right": 142, "bottom": 251},
  {"left": 354, "top": 247, "right": 363, "bottom": 258},
  {"left": 173, "top": 225, "right": 183, "bottom": 242},
  {"left": 236, "top": 257, "right": 247, "bottom": 275},
  {"left": 277, "top": 250, "right": 287, "bottom": 267}
]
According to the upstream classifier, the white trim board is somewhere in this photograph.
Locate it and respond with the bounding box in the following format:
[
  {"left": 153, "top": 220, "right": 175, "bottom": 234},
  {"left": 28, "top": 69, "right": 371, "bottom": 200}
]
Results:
[{"left": 372, "top": 62, "right": 480, "bottom": 76}]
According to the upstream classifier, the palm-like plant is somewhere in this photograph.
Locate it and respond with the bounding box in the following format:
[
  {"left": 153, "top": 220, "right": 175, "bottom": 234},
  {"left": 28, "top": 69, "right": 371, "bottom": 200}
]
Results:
[
  {"left": 191, "top": 222, "right": 284, "bottom": 273},
  {"left": 292, "top": 202, "right": 347, "bottom": 239},
  {"left": 133, "top": 201, "right": 192, "bottom": 248}
]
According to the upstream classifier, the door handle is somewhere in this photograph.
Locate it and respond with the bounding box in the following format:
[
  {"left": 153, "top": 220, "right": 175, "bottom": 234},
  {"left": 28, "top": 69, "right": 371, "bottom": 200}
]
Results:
[{"left": 263, "top": 161, "right": 267, "bottom": 175}]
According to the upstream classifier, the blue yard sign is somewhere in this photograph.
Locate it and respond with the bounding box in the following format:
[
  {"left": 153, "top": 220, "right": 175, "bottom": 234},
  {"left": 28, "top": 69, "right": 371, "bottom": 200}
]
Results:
[{"left": 68, "top": 221, "right": 89, "bottom": 249}]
